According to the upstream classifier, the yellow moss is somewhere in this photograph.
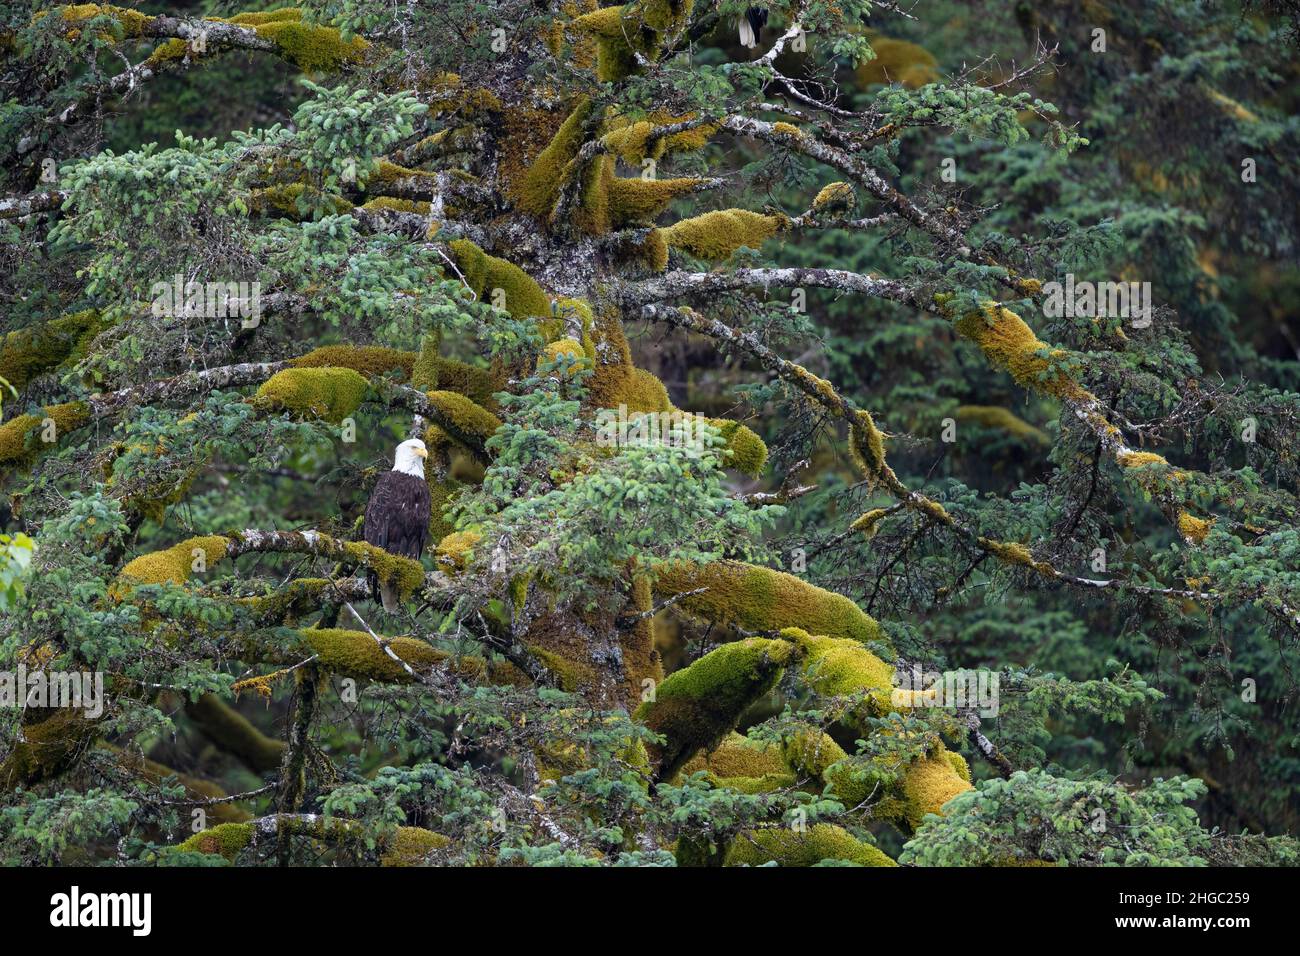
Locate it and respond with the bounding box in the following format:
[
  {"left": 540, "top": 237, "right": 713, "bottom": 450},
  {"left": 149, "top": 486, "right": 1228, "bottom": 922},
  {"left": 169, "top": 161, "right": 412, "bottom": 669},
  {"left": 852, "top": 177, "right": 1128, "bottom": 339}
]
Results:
[
  {"left": 225, "top": 8, "right": 305, "bottom": 26},
  {"left": 637, "top": 227, "right": 669, "bottom": 271},
  {"left": 812, "top": 181, "right": 856, "bottom": 214},
  {"left": 771, "top": 122, "right": 803, "bottom": 139},
  {"left": 954, "top": 405, "right": 1049, "bottom": 445},
  {"left": 0, "top": 401, "right": 89, "bottom": 468},
  {"left": 724, "top": 823, "right": 896, "bottom": 867},
  {"left": 143, "top": 36, "right": 189, "bottom": 68},
  {"left": 296, "top": 628, "right": 457, "bottom": 682},
  {"left": 1117, "top": 450, "right": 1169, "bottom": 468},
  {"left": 946, "top": 750, "right": 971, "bottom": 782},
  {"left": 782, "top": 627, "right": 895, "bottom": 715},
  {"left": 855, "top": 36, "right": 939, "bottom": 88},
  {"left": 571, "top": 1, "right": 693, "bottom": 82},
  {"left": 435, "top": 529, "right": 482, "bottom": 571},
  {"left": 0, "top": 310, "right": 103, "bottom": 391},
  {"left": 607, "top": 367, "right": 672, "bottom": 414},
  {"left": 254, "top": 367, "right": 368, "bottom": 423},
  {"left": 951, "top": 303, "right": 1090, "bottom": 401},
  {"left": 896, "top": 751, "right": 973, "bottom": 829},
  {"left": 251, "top": 183, "right": 351, "bottom": 218},
  {"left": 602, "top": 114, "right": 717, "bottom": 164},
  {"left": 680, "top": 730, "right": 788, "bottom": 780},
  {"left": 341, "top": 542, "right": 426, "bottom": 599},
  {"left": 976, "top": 537, "right": 1056, "bottom": 576},
  {"left": 288, "top": 345, "right": 413, "bottom": 379},
  {"left": 607, "top": 176, "right": 709, "bottom": 225},
  {"left": 117, "top": 535, "right": 230, "bottom": 589},
  {"left": 661, "top": 209, "right": 786, "bottom": 261},
  {"left": 655, "top": 563, "right": 885, "bottom": 647},
  {"left": 57, "top": 4, "right": 149, "bottom": 37},
  {"left": 380, "top": 827, "right": 450, "bottom": 866},
  {"left": 1178, "top": 511, "right": 1214, "bottom": 544},
  {"left": 850, "top": 508, "right": 890, "bottom": 537}
]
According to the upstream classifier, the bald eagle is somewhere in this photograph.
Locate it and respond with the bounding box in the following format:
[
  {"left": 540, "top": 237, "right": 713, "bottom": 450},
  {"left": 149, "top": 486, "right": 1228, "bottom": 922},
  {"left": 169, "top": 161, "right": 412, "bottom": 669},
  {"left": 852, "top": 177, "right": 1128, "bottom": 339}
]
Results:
[{"left": 363, "top": 438, "right": 431, "bottom": 612}]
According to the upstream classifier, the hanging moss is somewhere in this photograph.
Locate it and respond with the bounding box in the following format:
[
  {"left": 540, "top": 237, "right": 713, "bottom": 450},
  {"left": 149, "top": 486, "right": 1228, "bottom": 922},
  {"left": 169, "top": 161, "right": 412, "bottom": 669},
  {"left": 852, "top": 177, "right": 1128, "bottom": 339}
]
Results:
[
  {"left": 661, "top": 209, "right": 787, "bottom": 261},
  {"left": 0, "top": 310, "right": 103, "bottom": 391},
  {"left": 654, "top": 562, "right": 885, "bottom": 647},
  {"left": 847, "top": 408, "right": 888, "bottom": 482},
  {"left": 288, "top": 345, "right": 414, "bottom": 379},
  {"left": 0, "top": 401, "right": 90, "bottom": 469},
  {"left": 1178, "top": 510, "right": 1214, "bottom": 543},
  {"left": 634, "top": 637, "right": 796, "bottom": 779},
  {"left": 812, "top": 181, "right": 857, "bottom": 214},
  {"left": 517, "top": 98, "right": 597, "bottom": 217},
  {"left": 724, "top": 823, "right": 896, "bottom": 867},
  {"left": 253, "top": 367, "right": 368, "bottom": 423},
  {"left": 708, "top": 418, "right": 767, "bottom": 476}
]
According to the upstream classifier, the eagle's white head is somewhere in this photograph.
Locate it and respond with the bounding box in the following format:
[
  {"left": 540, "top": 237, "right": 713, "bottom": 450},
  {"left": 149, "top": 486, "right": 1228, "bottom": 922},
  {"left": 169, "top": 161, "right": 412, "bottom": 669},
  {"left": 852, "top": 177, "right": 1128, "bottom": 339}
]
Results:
[{"left": 392, "top": 438, "right": 428, "bottom": 478}]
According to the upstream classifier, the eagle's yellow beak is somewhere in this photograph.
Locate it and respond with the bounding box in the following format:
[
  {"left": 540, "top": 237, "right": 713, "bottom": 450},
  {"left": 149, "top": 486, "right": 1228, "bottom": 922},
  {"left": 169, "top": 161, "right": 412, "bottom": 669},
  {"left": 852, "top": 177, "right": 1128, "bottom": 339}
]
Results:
[{"left": 414, "top": 447, "right": 428, "bottom": 459}]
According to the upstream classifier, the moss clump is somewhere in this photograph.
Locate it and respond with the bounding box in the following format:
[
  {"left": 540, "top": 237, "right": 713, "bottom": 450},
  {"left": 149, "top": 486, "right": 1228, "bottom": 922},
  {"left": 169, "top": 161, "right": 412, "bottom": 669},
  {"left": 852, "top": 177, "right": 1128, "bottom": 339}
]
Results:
[
  {"left": 424, "top": 390, "right": 502, "bottom": 447},
  {"left": 360, "top": 196, "right": 431, "bottom": 215},
  {"left": 0, "top": 310, "right": 103, "bottom": 391},
  {"left": 602, "top": 114, "right": 717, "bottom": 164},
  {"left": 977, "top": 537, "right": 1055, "bottom": 576},
  {"left": 448, "top": 239, "right": 552, "bottom": 319},
  {"left": 954, "top": 404, "right": 1049, "bottom": 445},
  {"left": 251, "top": 18, "right": 368, "bottom": 73},
  {"left": 724, "top": 823, "right": 896, "bottom": 867},
  {"left": 1117, "top": 450, "right": 1169, "bottom": 469},
  {"left": 607, "top": 176, "right": 710, "bottom": 226},
  {"left": 654, "top": 561, "right": 885, "bottom": 647},
  {"left": 288, "top": 345, "right": 413, "bottom": 379},
  {"left": 709, "top": 418, "right": 767, "bottom": 476},
  {"left": 380, "top": 827, "right": 450, "bottom": 866},
  {"left": 254, "top": 367, "right": 368, "bottom": 423},
  {"left": 341, "top": 541, "right": 426, "bottom": 599},
  {"left": 896, "top": 751, "right": 973, "bottom": 829},
  {"left": 173, "top": 823, "right": 254, "bottom": 862},
  {"left": 0, "top": 401, "right": 90, "bottom": 469},
  {"left": 680, "top": 730, "right": 789, "bottom": 781},
  {"left": 251, "top": 183, "right": 352, "bottom": 219},
  {"left": 850, "top": 508, "right": 891, "bottom": 537},
  {"left": 855, "top": 36, "right": 939, "bottom": 88},
  {"left": 951, "top": 303, "right": 1090, "bottom": 402},
  {"left": 143, "top": 37, "right": 189, "bottom": 68},
  {"left": 782, "top": 627, "right": 894, "bottom": 716},
  {"left": 57, "top": 4, "right": 150, "bottom": 37},
  {"left": 847, "top": 408, "right": 888, "bottom": 482},
  {"left": 812, "top": 181, "right": 856, "bottom": 214},
  {"left": 116, "top": 535, "right": 230, "bottom": 590},
  {"left": 537, "top": 337, "right": 589, "bottom": 377},
  {"left": 635, "top": 637, "right": 796, "bottom": 779},
  {"left": 573, "top": 1, "right": 695, "bottom": 82},
  {"left": 1178, "top": 511, "right": 1213, "bottom": 544},
  {"left": 435, "top": 529, "right": 481, "bottom": 571},
  {"left": 662, "top": 209, "right": 786, "bottom": 261},
  {"left": 295, "top": 629, "right": 450, "bottom": 681}
]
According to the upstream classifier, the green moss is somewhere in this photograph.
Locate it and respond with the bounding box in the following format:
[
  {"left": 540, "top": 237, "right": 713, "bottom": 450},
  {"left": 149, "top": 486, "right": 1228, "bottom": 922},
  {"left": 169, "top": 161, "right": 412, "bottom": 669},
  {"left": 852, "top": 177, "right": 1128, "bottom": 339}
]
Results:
[
  {"left": 0, "top": 310, "right": 104, "bottom": 391},
  {"left": 724, "top": 823, "right": 896, "bottom": 867},
  {"left": 57, "top": 4, "right": 149, "bottom": 37},
  {"left": 380, "top": 827, "right": 450, "bottom": 866},
  {"left": 252, "top": 182, "right": 352, "bottom": 219},
  {"left": 855, "top": 36, "right": 938, "bottom": 88},
  {"left": 634, "top": 637, "right": 796, "bottom": 779},
  {"left": 0, "top": 710, "right": 99, "bottom": 791},
  {"left": 782, "top": 627, "right": 894, "bottom": 715},
  {"left": 661, "top": 209, "right": 786, "bottom": 261},
  {"left": 680, "top": 730, "right": 788, "bottom": 780},
  {"left": 424, "top": 390, "right": 502, "bottom": 446},
  {"left": 254, "top": 367, "right": 368, "bottom": 423},
  {"left": 709, "top": 418, "right": 767, "bottom": 476},
  {"left": 517, "top": 97, "right": 596, "bottom": 217},
  {"left": 812, "top": 181, "right": 856, "bottom": 214},
  {"left": 572, "top": 1, "right": 694, "bottom": 82},
  {"left": 360, "top": 196, "right": 431, "bottom": 215},
  {"left": 252, "top": 18, "right": 368, "bottom": 73},
  {"left": 288, "top": 345, "right": 413, "bottom": 379},
  {"left": 654, "top": 561, "right": 885, "bottom": 647},
  {"left": 296, "top": 628, "right": 452, "bottom": 681},
  {"left": 0, "top": 401, "right": 90, "bottom": 469},
  {"left": 341, "top": 541, "right": 426, "bottom": 599},
  {"left": 143, "top": 36, "right": 189, "bottom": 68},
  {"left": 448, "top": 239, "right": 552, "bottom": 319},
  {"left": 896, "top": 751, "right": 972, "bottom": 829},
  {"left": 173, "top": 823, "right": 254, "bottom": 861}
]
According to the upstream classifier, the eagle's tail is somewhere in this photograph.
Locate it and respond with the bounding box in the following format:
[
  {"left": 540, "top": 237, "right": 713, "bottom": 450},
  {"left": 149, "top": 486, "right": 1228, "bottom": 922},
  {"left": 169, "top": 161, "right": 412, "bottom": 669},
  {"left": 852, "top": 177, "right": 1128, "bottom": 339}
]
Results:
[{"left": 367, "top": 570, "right": 399, "bottom": 613}]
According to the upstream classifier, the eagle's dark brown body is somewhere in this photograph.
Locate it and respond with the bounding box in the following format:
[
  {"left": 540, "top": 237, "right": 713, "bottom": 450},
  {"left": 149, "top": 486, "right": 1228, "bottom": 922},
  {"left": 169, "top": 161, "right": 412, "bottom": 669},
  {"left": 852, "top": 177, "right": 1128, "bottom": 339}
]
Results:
[{"left": 362, "top": 469, "right": 431, "bottom": 610}]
